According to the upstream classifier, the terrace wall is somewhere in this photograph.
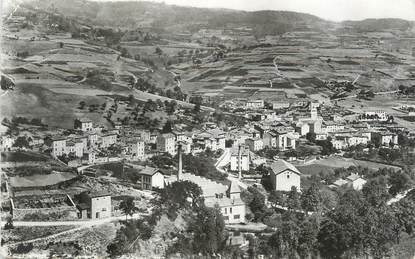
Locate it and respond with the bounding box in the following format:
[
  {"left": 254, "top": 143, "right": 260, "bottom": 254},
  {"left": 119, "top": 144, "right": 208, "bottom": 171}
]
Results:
[{"left": 11, "top": 194, "right": 78, "bottom": 221}]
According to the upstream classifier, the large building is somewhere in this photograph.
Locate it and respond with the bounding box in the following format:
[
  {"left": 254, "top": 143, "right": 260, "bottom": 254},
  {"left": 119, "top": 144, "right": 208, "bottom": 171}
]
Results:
[
  {"left": 51, "top": 137, "right": 67, "bottom": 158},
  {"left": 230, "top": 145, "right": 250, "bottom": 173},
  {"left": 270, "top": 160, "right": 301, "bottom": 192},
  {"left": 157, "top": 133, "right": 176, "bottom": 155}
]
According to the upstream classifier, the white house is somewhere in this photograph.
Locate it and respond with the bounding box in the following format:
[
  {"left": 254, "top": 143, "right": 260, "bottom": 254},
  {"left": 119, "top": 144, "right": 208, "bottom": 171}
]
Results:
[
  {"left": 205, "top": 181, "right": 246, "bottom": 224},
  {"left": 51, "top": 137, "right": 67, "bottom": 158},
  {"left": 346, "top": 174, "right": 367, "bottom": 190},
  {"left": 246, "top": 99, "right": 264, "bottom": 109},
  {"left": 270, "top": 160, "right": 301, "bottom": 192},
  {"left": 230, "top": 146, "right": 250, "bottom": 172},
  {"left": 136, "top": 166, "right": 165, "bottom": 190}
]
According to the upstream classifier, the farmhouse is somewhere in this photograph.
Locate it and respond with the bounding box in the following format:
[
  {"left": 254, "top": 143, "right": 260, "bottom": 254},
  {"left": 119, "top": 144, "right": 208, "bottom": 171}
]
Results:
[
  {"left": 77, "top": 191, "right": 111, "bottom": 219},
  {"left": 135, "top": 166, "right": 165, "bottom": 190},
  {"left": 270, "top": 160, "right": 301, "bottom": 192}
]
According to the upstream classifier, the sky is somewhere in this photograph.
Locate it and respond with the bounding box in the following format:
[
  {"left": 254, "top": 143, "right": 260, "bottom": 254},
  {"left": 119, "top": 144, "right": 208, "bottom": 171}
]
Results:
[{"left": 91, "top": 0, "right": 415, "bottom": 21}]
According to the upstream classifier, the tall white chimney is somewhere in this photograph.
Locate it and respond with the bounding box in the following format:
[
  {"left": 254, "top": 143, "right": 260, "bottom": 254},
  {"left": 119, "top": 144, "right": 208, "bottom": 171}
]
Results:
[
  {"left": 178, "top": 142, "right": 182, "bottom": 181},
  {"left": 238, "top": 145, "right": 242, "bottom": 180}
]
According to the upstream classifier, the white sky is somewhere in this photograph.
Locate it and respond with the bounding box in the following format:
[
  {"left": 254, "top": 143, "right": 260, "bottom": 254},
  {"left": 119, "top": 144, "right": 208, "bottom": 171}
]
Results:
[{"left": 92, "top": 0, "right": 415, "bottom": 21}]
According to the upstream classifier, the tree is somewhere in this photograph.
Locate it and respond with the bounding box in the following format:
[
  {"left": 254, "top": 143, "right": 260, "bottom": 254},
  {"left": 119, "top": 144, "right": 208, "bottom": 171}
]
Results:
[
  {"left": 79, "top": 101, "right": 86, "bottom": 110},
  {"left": 159, "top": 181, "right": 203, "bottom": 211},
  {"left": 286, "top": 186, "right": 301, "bottom": 211},
  {"left": 393, "top": 199, "right": 415, "bottom": 236},
  {"left": 362, "top": 176, "right": 390, "bottom": 207},
  {"left": 268, "top": 220, "right": 300, "bottom": 258},
  {"left": 119, "top": 197, "right": 138, "bottom": 220},
  {"left": 247, "top": 186, "right": 267, "bottom": 222},
  {"left": 306, "top": 132, "right": 316, "bottom": 143},
  {"left": 155, "top": 46, "right": 163, "bottom": 57},
  {"left": 13, "top": 136, "right": 30, "bottom": 149},
  {"left": 388, "top": 171, "right": 412, "bottom": 196},
  {"left": 301, "top": 183, "right": 322, "bottom": 212},
  {"left": 4, "top": 217, "right": 14, "bottom": 230},
  {"left": 268, "top": 191, "right": 285, "bottom": 207},
  {"left": 161, "top": 121, "right": 173, "bottom": 133},
  {"left": 190, "top": 205, "right": 226, "bottom": 255}
]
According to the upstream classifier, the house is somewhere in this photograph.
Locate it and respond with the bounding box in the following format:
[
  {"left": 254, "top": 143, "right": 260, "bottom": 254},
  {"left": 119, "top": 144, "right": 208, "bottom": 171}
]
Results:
[
  {"left": 194, "top": 128, "right": 226, "bottom": 151},
  {"left": 66, "top": 140, "right": 84, "bottom": 158},
  {"left": 270, "top": 160, "right": 301, "bottom": 192},
  {"left": 230, "top": 145, "right": 250, "bottom": 172},
  {"left": 157, "top": 133, "right": 176, "bottom": 155},
  {"left": 323, "top": 121, "right": 345, "bottom": 133},
  {"left": 77, "top": 191, "right": 111, "bottom": 219},
  {"left": 346, "top": 174, "right": 366, "bottom": 190},
  {"left": 74, "top": 118, "right": 93, "bottom": 132},
  {"left": 245, "top": 138, "right": 263, "bottom": 151},
  {"left": 295, "top": 122, "right": 310, "bottom": 136},
  {"left": 205, "top": 181, "right": 246, "bottom": 224},
  {"left": 359, "top": 111, "right": 389, "bottom": 122},
  {"left": 246, "top": 99, "right": 264, "bottom": 109},
  {"left": 135, "top": 166, "right": 165, "bottom": 190},
  {"left": 272, "top": 101, "right": 290, "bottom": 110},
  {"left": 100, "top": 133, "right": 117, "bottom": 148},
  {"left": 87, "top": 132, "right": 98, "bottom": 147},
  {"left": 331, "top": 179, "right": 348, "bottom": 188},
  {"left": 372, "top": 132, "right": 398, "bottom": 146},
  {"left": 83, "top": 150, "right": 96, "bottom": 164},
  {"left": 263, "top": 130, "right": 297, "bottom": 151},
  {"left": 125, "top": 140, "right": 145, "bottom": 160},
  {"left": 51, "top": 137, "right": 67, "bottom": 158}
]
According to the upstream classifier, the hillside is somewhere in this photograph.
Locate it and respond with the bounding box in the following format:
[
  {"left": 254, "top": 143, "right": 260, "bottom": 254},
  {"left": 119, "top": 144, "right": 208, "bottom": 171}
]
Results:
[{"left": 21, "top": 0, "right": 330, "bottom": 34}]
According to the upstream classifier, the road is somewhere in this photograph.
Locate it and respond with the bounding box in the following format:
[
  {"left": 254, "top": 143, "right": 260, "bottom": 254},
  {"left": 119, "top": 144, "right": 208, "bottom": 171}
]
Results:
[{"left": 12, "top": 212, "right": 146, "bottom": 227}]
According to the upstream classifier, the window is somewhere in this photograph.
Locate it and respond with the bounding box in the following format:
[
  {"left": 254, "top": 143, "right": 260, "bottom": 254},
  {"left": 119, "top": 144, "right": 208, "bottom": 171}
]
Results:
[
  {"left": 230, "top": 208, "right": 232, "bottom": 214},
  {"left": 234, "top": 215, "right": 240, "bottom": 219},
  {"left": 224, "top": 208, "right": 227, "bottom": 214},
  {"left": 223, "top": 216, "right": 229, "bottom": 221},
  {"left": 102, "top": 208, "right": 107, "bottom": 211},
  {"left": 287, "top": 174, "right": 290, "bottom": 179}
]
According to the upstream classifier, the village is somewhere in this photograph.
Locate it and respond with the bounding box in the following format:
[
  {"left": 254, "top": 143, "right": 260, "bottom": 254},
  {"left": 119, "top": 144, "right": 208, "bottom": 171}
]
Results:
[
  {"left": 1, "top": 89, "right": 414, "bottom": 256},
  {"left": 1, "top": 0, "right": 415, "bottom": 258}
]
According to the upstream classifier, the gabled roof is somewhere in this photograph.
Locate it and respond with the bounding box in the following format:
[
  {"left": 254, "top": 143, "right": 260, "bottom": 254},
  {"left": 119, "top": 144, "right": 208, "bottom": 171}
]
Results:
[
  {"left": 228, "top": 181, "right": 241, "bottom": 194},
  {"left": 270, "top": 160, "right": 301, "bottom": 176},
  {"left": 346, "top": 174, "right": 361, "bottom": 182},
  {"left": 139, "top": 166, "right": 161, "bottom": 176}
]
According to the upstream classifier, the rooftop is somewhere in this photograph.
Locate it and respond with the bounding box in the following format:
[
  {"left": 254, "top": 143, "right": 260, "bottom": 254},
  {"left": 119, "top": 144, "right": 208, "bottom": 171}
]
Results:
[{"left": 270, "top": 160, "right": 301, "bottom": 176}]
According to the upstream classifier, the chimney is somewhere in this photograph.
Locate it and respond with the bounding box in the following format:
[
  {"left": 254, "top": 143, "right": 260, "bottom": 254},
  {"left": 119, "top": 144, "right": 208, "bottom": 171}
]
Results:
[
  {"left": 238, "top": 145, "right": 242, "bottom": 180},
  {"left": 178, "top": 142, "right": 182, "bottom": 181}
]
